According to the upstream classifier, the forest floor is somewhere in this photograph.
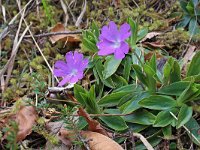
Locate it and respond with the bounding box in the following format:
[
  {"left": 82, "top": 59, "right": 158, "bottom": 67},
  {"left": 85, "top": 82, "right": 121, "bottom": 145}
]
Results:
[{"left": 0, "top": 0, "right": 200, "bottom": 150}]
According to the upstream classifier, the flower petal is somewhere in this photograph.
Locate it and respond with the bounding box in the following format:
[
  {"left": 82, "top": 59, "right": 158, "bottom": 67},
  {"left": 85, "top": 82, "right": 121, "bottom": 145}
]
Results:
[
  {"left": 58, "top": 76, "right": 71, "bottom": 86},
  {"left": 55, "top": 60, "right": 67, "bottom": 69},
  {"left": 114, "top": 49, "right": 125, "bottom": 59},
  {"left": 119, "top": 23, "right": 131, "bottom": 40},
  {"left": 74, "top": 51, "right": 83, "bottom": 63},
  {"left": 109, "top": 21, "right": 118, "bottom": 33},
  {"left": 76, "top": 71, "right": 84, "bottom": 79},
  {"left": 54, "top": 69, "right": 67, "bottom": 77},
  {"left": 69, "top": 76, "right": 79, "bottom": 83},
  {"left": 97, "top": 39, "right": 118, "bottom": 50},
  {"left": 100, "top": 21, "right": 120, "bottom": 42},
  {"left": 119, "top": 41, "right": 129, "bottom": 54},
  {"left": 65, "top": 51, "right": 74, "bottom": 63}
]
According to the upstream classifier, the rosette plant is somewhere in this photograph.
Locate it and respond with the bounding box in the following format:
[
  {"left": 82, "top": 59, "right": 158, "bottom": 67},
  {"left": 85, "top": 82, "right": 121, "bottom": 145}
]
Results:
[{"left": 64, "top": 18, "right": 200, "bottom": 148}]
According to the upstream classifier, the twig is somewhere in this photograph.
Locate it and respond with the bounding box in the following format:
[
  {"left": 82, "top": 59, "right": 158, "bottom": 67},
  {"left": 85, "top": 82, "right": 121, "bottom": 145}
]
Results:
[
  {"left": 0, "top": 0, "right": 33, "bottom": 41},
  {"left": 22, "top": 19, "right": 59, "bottom": 83},
  {"left": 132, "top": 132, "right": 154, "bottom": 150},
  {"left": 21, "top": 30, "right": 82, "bottom": 38},
  {"left": 170, "top": 112, "right": 200, "bottom": 145},
  {"left": 0, "top": 9, "right": 30, "bottom": 81},
  {"left": 75, "top": 0, "right": 87, "bottom": 27},
  {"left": 5, "top": 5, "right": 26, "bottom": 86}
]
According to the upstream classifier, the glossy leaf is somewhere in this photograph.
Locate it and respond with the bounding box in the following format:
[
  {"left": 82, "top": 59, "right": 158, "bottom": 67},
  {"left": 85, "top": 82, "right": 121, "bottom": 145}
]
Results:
[
  {"left": 74, "top": 84, "right": 87, "bottom": 106},
  {"left": 124, "top": 109, "right": 156, "bottom": 125},
  {"left": 153, "top": 110, "right": 174, "bottom": 127},
  {"left": 98, "top": 92, "right": 130, "bottom": 107},
  {"left": 187, "top": 51, "right": 200, "bottom": 77},
  {"left": 177, "top": 104, "right": 193, "bottom": 128},
  {"left": 123, "top": 55, "right": 132, "bottom": 82},
  {"left": 158, "top": 81, "right": 190, "bottom": 96},
  {"left": 185, "top": 117, "right": 200, "bottom": 146},
  {"left": 139, "top": 95, "right": 177, "bottom": 110},
  {"left": 100, "top": 116, "right": 128, "bottom": 131},
  {"left": 103, "top": 56, "right": 122, "bottom": 79}
]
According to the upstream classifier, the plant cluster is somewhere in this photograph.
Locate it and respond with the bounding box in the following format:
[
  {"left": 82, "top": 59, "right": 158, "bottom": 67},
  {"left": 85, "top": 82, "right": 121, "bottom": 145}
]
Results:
[{"left": 51, "top": 19, "right": 200, "bottom": 148}]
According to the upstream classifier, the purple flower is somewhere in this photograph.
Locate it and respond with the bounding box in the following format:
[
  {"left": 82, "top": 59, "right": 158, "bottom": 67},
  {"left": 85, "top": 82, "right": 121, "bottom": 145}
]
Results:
[
  {"left": 53, "top": 51, "right": 88, "bottom": 86},
  {"left": 97, "top": 21, "right": 131, "bottom": 59}
]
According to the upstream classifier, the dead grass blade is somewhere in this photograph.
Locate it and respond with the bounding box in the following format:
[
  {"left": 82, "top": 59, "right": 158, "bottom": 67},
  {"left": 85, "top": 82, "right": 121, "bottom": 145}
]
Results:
[{"left": 75, "top": 0, "right": 87, "bottom": 27}]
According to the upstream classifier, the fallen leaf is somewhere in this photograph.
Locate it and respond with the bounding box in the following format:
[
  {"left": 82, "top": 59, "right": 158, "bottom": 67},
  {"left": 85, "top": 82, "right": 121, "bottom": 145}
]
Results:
[
  {"left": 49, "top": 23, "right": 80, "bottom": 44},
  {"left": 141, "top": 32, "right": 161, "bottom": 42},
  {"left": 16, "top": 106, "right": 38, "bottom": 141},
  {"left": 81, "top": 131, "right": 124, "bottom": 150},
  {"left": 143, "top": 41, "right": 165, "bottom": 48},
  {"left": 58, "top": 128, "right": 75, "bottom": 147},
  {"left": 182, "top": 45, "right": 196, "bottom": 75},
  {"left": 183, "top": 45, "right": 196, "bottom": 65},
  {"left": 78, "top": 107, "right": 111, "bottom": 137},
  {"left": 58, "top": 129, "right": 124, "bottom": 150},
  {"left": 66, "top": 94, "right": 111, "bottom": 137}
]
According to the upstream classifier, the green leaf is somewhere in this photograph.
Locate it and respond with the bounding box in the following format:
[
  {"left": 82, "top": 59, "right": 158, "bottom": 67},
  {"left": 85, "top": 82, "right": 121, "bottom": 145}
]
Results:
[
  {"left": 162, "top": 125, "right": 172, "bottom": 139},
  {"left": 162, "top": 57, "right": 181, "bottom": 85},
  {"left": 124, "top": 109, "right": 156, "bottom": 125},
  {"left": 131, "top": 47, "right": 144, "bottom": 64},
  {"left": 103, "top": 56, "right": 122, "bottom": 79},
  {"left": 100, "top": 116, "right": 128, "bottom": 131},
  {"left": 132, "top": 64, "right": 148, "bottom": 86},
  {"left": 137, "top": 28, "right": 148, "bottom": 42},
  {"left": 139, "top": 95, "right": 177, "bottom": 110},
  {"left": 98, "top": 92, "right": 130, "bottom": 107},
  {"left": 185, "top": 117, "right": 200, "bottom": 145},
  {"left": 177, "top": 104, "right": 193, "bottom": 128},
  {"left": 113, "top": 84, "right": 138, "bottom": 93},
  {"left": 170, "top": 60, "right": 181, "bottom": 83},
  {"left": 177, "top": 83, "right": 200, "bottom": 104},
  {"left": 95, "top": 59, "right": 115, "bottom": 88},
  {"left": 178, "top": 15, "right": 191, "bottom": 28},
  {"left": 189, "top": 18, "right": 199, "bottom": 35},
  {"left": 143, "top": 64, "right": 157, "bottom": 92},
  {"left": 80, "top": 93, "right": 100, "bottom": 114},
  {"left": 158, "top": 81, "right": 190, "bottom": 96},
  {"left": 74, "top": 84, "right": 87, "bottom": 106},
  {"left": 123, "top": 55, "right": 132, "bottom": 82},
  {"left": 91, "top": 21, "right": 100, "bottom": 37},
  {"left": 127, "top": 17, "right": 138, "bottom": 47},
  {"left": 121, "top": 92, "right": 150, "bottom": 114},
  {"left": 154, "top": 110, "right": 174, "bottom": 127},
  {"left": 128, "top": 123, "right": 148, "bottom": 133},
  {"left": 187, "top": 51, "right": 200, "bottom": 76}
]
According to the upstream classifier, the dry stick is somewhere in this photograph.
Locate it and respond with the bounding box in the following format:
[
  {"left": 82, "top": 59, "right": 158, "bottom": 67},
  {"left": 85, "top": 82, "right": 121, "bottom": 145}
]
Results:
[
  {"left": 0, "top": 10, "right": 28, "bottom": 79},
  {"left": 22, "top": 19, "right": 59, "bottom": 83},
  {"left": 0, "top": 0, "right": 33, "bottom": 41},
  {"left": 22, "top": 30, "right": 82, "bottom": 38},
  {"left": 75, "top": 0, "right": 87, "bottom": 27},
  {"left": 132, "top": 132, "right": 154, "bottom": 150},
  {"left": 170, "top": 112, "right": 200, "bottom": 145},
  {"left": 5, "top": 6, "right": 26, "bottom": 86}
]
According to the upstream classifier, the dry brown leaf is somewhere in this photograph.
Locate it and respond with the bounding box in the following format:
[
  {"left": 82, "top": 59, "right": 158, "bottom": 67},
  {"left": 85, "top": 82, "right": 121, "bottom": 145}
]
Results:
[
  {"left": 58, "top": 128, "right": 74, "bottom": 147},
  {"left": 143, "top": 41, "right": 165, "bottom": 48},
  {"left": 141, "top": 32, "right": 161, "bottom": 42},
  {"left": 183, "top": 45, "right": 196, "bottom": 65},
  {"left": 81, "top": 131, "right": 124, "bottom": 150},
  {"left": 58, "top": 129, "right": 123, "bottom": 150},
  {"left": 182, "top": 45, "right": 196, "bottom": 75},
  {"left": 77, "top": 108, "right": 111, "bottom": 137},
  {"left": 49, "top": 23, "right": 80, "bottom": 44},
  {"left": 16, "top": 106, "right": 38, "bottom": 141}
]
